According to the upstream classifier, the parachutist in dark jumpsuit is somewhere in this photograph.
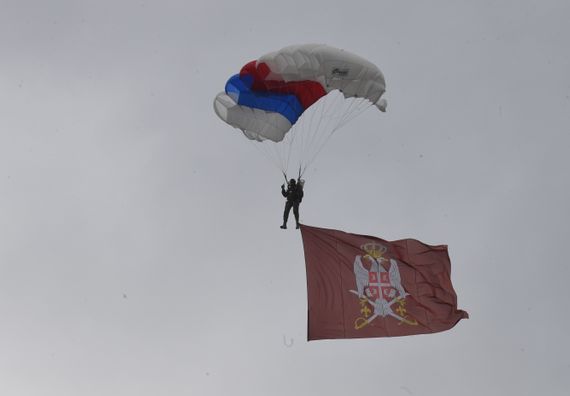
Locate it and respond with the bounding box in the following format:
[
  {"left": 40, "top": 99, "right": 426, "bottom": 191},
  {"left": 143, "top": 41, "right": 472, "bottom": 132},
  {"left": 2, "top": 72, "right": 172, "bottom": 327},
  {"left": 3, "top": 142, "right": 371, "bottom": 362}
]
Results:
[{"left": 280, "top": 179, "right": 303, "bottom": 229}]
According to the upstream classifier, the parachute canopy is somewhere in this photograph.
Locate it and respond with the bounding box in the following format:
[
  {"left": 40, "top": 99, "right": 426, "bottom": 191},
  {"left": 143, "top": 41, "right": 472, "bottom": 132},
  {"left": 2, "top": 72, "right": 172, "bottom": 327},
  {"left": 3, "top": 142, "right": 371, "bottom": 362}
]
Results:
[{"left": 214, "top": 44, "right": 387, "bottom": 176}]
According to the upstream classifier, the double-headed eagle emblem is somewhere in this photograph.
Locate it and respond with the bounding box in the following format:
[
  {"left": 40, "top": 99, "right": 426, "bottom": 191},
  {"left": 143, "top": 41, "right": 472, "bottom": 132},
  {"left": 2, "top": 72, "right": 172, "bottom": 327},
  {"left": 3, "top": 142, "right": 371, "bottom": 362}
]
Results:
[{"left": 350, "top": 242, "right": 417, "bottom": 328}]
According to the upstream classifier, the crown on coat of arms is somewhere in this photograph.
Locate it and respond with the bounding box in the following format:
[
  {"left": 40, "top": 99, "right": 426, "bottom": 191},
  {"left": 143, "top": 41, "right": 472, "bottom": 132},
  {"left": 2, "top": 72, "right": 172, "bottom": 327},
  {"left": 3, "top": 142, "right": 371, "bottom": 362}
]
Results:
[{"left": 361, "top": 242, "right": 387, "bottom": 259}]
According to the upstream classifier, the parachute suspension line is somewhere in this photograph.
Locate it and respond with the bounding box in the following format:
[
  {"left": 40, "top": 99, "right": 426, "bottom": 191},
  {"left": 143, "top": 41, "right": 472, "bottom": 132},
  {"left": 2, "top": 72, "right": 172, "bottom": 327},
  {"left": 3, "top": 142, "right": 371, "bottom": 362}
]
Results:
[
  {"left": 288, "top": 92, "right": 315, "bottom": 177},
  {"left": 298, "top": 91, "right": 343, "bottom": 176},
  {"left": 336, "top": 98, "right": 373, "bottom": 131},
  {"left": 286, "top": 95, "right": 317, "bottom": 175},
  {"left": 335, "top": 77, "right": 376, "bottom": 130},
  {"left": 281, "top": 91, "right": 323, "bottom": 175},
  {"left": 299, "top": 91, "right": 345, "bottom": 177},
  {"left": 244, "top": 123, "right": 299, "bottom": 176},
  {"left": 297, "top": 98, "right": 321, "bottom": 177},
  {"left": 301, "top": 124, "right": 336, "bottom": 176},
  {"left": 315, "top": 90, "right": 339, "bottom": 146},
  {"left": 298, "top": 92, "right": 327, "bottom": 173},
  {"left": 246, "top": 136, "right": 283, "bottom": 174},
  {"left": 299, "top": 96, "right": 373, "bottom": 177},
  {"left": 309, "top": 92, "right": 349, "bottom": 162},
  {"left": 266, "top": 139, "right": 285, "bottom": 173},
  {"left": 335, "top": 96, "right": 364, "bottom": 130},
  {"left": 331, "top": 77, "right": 370, "bottom": 132},
  {"left": 273, "top": 138, "right": 288, "bottom": 172},
  {"left": 278, "top": 128, "right": 291, "bottom": 173},
  {"left": 284, "top": 131, "right": 294, "bottom": 174},
  {"left": 281, "top": 89, "right": 321, "bottom": 172}
]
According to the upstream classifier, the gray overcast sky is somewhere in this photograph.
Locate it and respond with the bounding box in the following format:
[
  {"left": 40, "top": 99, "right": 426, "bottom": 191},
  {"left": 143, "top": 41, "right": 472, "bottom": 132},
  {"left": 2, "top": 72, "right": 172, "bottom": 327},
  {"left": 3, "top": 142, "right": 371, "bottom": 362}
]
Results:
[{"left": 1, "top": 0, "right": 569, "bottom": 395}]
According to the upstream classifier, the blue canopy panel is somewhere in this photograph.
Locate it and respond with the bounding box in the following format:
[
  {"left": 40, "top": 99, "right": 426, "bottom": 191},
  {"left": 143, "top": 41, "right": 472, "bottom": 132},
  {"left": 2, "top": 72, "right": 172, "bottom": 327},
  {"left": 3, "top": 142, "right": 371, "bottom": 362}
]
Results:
[{"left": 224, "top": 74, "right": 303, "bottom": 125}]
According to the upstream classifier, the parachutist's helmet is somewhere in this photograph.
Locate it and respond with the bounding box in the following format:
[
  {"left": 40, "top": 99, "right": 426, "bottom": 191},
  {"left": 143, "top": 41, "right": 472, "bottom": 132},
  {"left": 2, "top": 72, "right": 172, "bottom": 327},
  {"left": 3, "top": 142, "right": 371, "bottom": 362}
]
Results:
[{"left": 290, "top": 179, "right": 296, "bottom": 185}]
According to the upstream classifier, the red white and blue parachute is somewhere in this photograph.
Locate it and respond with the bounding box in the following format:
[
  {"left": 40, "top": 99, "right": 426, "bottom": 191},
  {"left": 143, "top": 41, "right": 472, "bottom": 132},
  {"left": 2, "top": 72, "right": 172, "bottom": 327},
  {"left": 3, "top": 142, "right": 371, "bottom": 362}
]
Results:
[{"left": 214, "top": 44, "right": 387, "bottom": 176}]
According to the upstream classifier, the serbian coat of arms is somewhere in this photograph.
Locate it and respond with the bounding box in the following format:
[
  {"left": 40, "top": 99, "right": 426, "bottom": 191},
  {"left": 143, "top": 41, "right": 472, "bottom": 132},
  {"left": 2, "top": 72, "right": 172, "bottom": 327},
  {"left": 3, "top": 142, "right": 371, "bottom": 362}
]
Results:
[{"left": 350, "top": 241, "right": 418, "bottom": 329}]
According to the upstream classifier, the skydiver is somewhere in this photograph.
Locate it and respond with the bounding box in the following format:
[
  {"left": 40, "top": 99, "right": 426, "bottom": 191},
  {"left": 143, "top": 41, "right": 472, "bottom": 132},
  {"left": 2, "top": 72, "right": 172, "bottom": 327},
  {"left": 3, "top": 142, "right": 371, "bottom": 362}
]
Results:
[{"left": 280, "top": 178, "right": 303, "bottom": 229}]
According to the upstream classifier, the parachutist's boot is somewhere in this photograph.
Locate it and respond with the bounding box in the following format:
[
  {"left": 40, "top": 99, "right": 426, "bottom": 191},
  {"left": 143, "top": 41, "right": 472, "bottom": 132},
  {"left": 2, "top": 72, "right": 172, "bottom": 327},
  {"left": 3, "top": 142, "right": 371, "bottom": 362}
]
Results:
[{"left": 280, "top": 224, "right": 287, "bottom": 229}]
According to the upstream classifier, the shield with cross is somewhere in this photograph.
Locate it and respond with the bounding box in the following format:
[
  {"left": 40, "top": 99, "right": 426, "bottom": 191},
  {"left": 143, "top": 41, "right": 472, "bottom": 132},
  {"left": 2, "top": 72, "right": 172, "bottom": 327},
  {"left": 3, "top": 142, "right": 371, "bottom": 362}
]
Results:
[{"left": 350, "top": 241, "right": 416, "bottom": 328}]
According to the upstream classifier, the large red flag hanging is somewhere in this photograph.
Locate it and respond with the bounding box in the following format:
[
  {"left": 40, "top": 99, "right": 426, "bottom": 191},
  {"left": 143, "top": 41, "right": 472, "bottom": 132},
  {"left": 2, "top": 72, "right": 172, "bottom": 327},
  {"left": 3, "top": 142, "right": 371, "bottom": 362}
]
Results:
[{"left": 300, "top": 224, "right": 468, "bottom": 341}]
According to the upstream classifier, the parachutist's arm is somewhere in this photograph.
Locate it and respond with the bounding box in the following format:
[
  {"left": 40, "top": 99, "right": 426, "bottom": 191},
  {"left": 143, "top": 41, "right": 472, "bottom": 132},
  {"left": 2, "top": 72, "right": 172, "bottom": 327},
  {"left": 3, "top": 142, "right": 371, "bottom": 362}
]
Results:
[{"left": 281, "top": 186, "right": 288, "bottom": 197}]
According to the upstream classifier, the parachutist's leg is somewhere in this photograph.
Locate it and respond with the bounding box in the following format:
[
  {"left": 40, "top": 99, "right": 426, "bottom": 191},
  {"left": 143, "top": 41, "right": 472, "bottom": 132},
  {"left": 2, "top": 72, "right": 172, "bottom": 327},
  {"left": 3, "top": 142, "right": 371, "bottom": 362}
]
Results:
[
  {"left": 293, "top": 202, "right": 300, "bottom": 228},
  {"left": 282, "top": 201, "right": 293, "bottom": 229}
]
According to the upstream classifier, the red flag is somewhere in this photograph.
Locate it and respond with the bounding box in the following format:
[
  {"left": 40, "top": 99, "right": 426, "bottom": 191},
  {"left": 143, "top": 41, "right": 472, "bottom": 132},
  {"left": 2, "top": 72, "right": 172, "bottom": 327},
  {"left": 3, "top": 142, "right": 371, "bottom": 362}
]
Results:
[{"left": 300, "top": 224, "right": 468, "bottom": 341}]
